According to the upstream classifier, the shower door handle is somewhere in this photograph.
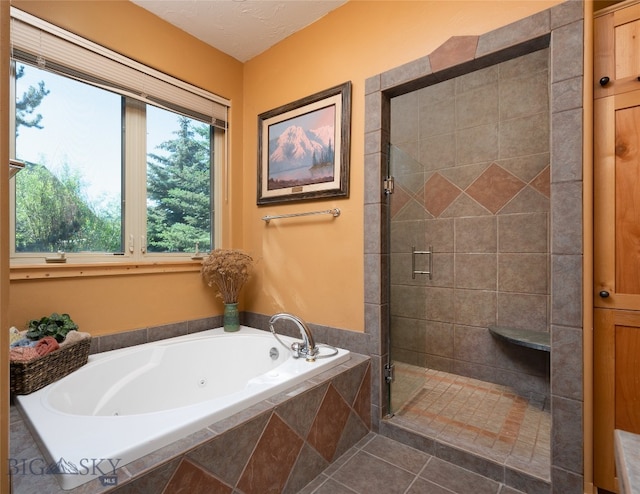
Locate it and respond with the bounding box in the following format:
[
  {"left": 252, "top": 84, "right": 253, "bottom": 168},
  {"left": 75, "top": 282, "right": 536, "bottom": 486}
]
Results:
[{"left": 412, "top": 246, "right": 433, "bottom": 280}]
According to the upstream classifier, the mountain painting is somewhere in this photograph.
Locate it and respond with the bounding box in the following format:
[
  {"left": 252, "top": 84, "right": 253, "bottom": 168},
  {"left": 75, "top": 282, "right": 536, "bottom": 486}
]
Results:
[{"left": 267, "top": 105, "right": 336, "bottom": 190}]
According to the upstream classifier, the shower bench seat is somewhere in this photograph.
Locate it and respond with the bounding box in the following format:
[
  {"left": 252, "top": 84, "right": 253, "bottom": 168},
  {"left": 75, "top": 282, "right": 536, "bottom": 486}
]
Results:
[{"left": 488, "top": 325, "right": 550, "bottom": 352}]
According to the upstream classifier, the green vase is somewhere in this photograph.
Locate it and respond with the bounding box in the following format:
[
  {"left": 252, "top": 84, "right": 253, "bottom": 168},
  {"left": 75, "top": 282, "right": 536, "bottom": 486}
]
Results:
[{"left": 223, "top": 302, "right": 240, "bottom": 332}]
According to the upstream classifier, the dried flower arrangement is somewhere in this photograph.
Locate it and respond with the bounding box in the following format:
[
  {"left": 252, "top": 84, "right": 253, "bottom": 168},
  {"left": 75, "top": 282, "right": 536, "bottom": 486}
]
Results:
[{"left": 201, "top": 249, "right": 253, "bottom": 304}]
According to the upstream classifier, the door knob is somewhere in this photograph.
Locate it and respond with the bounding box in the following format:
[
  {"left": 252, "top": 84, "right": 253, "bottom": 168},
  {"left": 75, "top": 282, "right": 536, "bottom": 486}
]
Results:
[
  {"left": 599, "top": 290, "right": 610, "bottom": 298},
  {"left": 599, "top": 76, "right": 610, "bottom": 86}
]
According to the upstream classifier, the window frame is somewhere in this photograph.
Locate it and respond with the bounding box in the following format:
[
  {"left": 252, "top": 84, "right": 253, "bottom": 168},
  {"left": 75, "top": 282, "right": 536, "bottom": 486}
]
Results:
[{"left": 8, "top": 8, "right": 228, "bottom": 266}]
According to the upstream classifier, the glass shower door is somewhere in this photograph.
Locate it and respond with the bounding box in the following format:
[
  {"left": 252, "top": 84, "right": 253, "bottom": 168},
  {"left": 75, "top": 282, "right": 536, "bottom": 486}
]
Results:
[{"left": 387, "top": 143, "right": 431, "bottom": 415}]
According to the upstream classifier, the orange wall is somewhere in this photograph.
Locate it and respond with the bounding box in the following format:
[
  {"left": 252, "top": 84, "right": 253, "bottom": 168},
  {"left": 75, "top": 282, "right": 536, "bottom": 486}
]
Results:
[
  {"left": 10, "top": 270, "right": 219, "bottom": 335},
  {"left": 6, "top": 0, "right": 564, "bottom": 337},
  {"left": 242, "top": 0, "right": 563, "bottom": 332}
]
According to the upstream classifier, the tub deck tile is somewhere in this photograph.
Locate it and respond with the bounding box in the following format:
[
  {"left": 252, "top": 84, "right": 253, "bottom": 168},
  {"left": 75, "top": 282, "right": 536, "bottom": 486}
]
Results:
[
  {"left": 163, "top": 458, "right": 232, "bottom": 494},
  {"left": 208, "top": 402, "right": 272, "bottom": 435},
  {"left": 124, "top": 427, "right": 216, "bottom": 478},
  {"left": 188, "top": 411, "right": 271, "bottom": 486},
  {"left": 274, "top": 383, "right": 329, "bottom": 438}
]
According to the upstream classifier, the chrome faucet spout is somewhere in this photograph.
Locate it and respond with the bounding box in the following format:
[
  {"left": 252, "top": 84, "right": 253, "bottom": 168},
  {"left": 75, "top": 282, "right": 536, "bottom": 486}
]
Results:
[{"left": 269, "top": 312, "right": 318, "bottom": 362}]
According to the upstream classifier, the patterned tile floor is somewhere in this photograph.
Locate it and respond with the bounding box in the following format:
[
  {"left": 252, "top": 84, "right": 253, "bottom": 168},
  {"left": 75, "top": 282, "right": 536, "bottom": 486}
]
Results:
[
  {"left": 389, "top": 363, "right": 551, "bottom": 481},
  {"left": 302, "top": 432, "right": 527, "bottom": 494}
]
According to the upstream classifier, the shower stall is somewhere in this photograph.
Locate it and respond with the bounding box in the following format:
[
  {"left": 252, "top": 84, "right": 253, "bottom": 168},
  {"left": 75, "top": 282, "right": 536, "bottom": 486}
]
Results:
[
  {"left": 364, "top": 5, "right": 585, "bottom": 492},
  {"left": 386, "top": 48, "right": 552, "bottom": 482}
]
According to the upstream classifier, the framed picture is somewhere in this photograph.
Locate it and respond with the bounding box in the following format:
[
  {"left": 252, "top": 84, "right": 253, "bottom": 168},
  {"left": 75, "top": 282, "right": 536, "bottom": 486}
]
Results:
[{"left": 257, "top": 81, "right": 351, "bottom": 205}]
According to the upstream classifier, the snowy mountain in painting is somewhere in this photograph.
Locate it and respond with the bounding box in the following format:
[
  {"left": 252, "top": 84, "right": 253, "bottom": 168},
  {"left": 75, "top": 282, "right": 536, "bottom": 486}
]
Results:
[
  {"left": 308, "top": 125, "right": 334, "bottom": 147},
  {"left": 269, "top": 125, "right": 334, "bottom": 173}
]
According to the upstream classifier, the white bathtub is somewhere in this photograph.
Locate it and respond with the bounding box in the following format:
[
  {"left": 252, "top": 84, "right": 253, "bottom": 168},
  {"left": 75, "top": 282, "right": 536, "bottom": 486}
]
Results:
[{"left": 15, "top": 326, "right": 350, "bottom": 490}]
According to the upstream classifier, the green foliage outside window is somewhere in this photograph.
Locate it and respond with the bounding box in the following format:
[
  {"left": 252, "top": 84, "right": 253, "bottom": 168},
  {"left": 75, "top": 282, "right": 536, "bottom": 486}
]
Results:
[
  {"left": 147, "top": 117, "right": 212, "bottom": 253},
  {"left": 15, "top": 163, "right": 120, "bottom": 252}
]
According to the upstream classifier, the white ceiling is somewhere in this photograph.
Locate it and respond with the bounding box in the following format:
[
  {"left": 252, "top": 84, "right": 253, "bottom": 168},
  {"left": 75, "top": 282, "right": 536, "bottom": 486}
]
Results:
[{"left": 130, "top": 0, "right": 348, "bottom": 62}]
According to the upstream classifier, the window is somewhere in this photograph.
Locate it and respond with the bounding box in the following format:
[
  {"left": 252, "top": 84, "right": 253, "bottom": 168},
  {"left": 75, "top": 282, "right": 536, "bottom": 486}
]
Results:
[
  {"left": 14, "top": 63, "right": 123, "bottom": 254},
  {"left": 145, "top": 105, "right": 213, "bottom": 254},
  {"left": 9, "top": 8, "right": 228, "bottom": 263}
]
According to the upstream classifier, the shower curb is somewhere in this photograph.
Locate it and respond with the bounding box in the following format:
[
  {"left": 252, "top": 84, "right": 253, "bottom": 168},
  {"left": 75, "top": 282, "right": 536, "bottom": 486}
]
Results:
[{"left": 379, "top": 418, "right": 551, "bottom": 494}]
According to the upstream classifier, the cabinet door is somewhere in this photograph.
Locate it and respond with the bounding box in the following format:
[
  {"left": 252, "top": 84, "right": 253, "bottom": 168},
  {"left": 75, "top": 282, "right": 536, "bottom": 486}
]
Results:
[
  {"left": 594, "top": 308, "right": 640, "bottom": 493},
  {"left": 595, "top": 2, "right": 640, "bottom": 99},
  {"left": 594, "top": 88, "right": 640, "bottom": 310}
]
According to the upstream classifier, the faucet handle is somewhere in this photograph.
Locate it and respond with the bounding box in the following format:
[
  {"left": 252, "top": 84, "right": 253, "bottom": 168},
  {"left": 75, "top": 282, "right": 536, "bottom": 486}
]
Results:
[
  {"left": 305, "top": 345, "right": 318, "bottom": 362},
  {"left": 290, "top": 341, "right": 302, "bottom": 358}
]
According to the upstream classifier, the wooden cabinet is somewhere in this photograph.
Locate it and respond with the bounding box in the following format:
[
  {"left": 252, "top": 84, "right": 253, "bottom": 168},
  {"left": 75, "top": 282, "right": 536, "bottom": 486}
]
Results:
[
  {"left": 594, "top": 88, "right": 640, "bottom": 312},
  {"left": 594, "top": 309, "right": 640, "bottom": 492},
  {"left": 595, "top": 1, "right": 640, "bottom": 99},
  {"left": 594, "top": 2, "right": 640, "bottom": 492}
]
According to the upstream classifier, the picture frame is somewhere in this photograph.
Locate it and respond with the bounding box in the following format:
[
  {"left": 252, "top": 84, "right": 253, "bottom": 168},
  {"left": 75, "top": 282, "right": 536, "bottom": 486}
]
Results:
[{"left": 257, "top": 81, "right": 351, "bottom": 205}]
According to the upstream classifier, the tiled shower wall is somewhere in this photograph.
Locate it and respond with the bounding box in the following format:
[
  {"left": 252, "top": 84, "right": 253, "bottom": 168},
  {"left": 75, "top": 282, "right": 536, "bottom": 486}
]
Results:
[{"left": 388, "top": 48, "right": 551, "bottom": 398}]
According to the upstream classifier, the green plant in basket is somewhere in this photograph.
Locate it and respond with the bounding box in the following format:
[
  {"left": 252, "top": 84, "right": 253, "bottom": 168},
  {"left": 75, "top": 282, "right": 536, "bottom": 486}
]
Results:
[{"left": 26, "top": 312, "right": 78, "bottom": 343}]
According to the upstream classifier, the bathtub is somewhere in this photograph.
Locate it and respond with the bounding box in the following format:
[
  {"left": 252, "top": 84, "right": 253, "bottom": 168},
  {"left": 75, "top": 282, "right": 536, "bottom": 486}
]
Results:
[{"left": 14, "top": 326, "right": 350, "bottom": 490}]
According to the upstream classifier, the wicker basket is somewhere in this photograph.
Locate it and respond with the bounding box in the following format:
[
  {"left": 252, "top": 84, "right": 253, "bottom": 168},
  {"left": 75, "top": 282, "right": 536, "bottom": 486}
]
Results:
[{"left": 10, "top": 337, "right": 91, "bottom": 395}]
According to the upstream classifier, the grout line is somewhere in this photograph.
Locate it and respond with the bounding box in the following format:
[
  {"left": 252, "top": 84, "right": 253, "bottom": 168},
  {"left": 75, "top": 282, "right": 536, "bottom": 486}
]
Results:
[
  {"left": 327, "top": 477, "right": 360, "bottom": 494},
  {"left": 358, "top": 449, "right": 425, "bottom": 477},
  {"left": 306, "top": 473, "right": 330, "bottom": 494},
  {"left": 402, "top": 459, "right": 432, "bottom": 493}
]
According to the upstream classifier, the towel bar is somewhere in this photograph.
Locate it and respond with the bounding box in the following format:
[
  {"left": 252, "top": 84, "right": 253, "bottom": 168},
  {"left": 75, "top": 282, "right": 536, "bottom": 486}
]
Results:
[{"left": 262, "top": 208, "right": 340, "bottom": 223}]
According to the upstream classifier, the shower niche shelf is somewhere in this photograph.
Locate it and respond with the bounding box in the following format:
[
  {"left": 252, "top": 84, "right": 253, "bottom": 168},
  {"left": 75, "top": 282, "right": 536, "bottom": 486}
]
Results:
[{"left": 488, "top": 326, "right": 550, "bottom": 352}]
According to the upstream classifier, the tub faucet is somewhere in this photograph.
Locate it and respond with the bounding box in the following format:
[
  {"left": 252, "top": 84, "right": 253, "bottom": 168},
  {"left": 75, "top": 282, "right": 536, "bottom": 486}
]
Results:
[{"left": 269, "top": 313, "right": 318, "bottom": 362}]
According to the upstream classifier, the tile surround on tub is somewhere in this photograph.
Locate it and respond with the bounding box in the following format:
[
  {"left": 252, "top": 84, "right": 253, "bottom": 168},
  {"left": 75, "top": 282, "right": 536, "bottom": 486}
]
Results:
[
  {"left": 89, "top": 315, "right": 222, "bottom": 354},
  {"left": 10, "top": 339, "right": 371, "bottom": 493},
  {"left": 90, "top": 313, "right": 370, "bottom": 358}
]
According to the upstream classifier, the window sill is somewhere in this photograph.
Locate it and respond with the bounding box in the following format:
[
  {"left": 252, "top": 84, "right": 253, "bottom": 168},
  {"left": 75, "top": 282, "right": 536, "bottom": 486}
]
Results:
[{"left": 10, "top": 260, "right": 203, "bottom": 280}]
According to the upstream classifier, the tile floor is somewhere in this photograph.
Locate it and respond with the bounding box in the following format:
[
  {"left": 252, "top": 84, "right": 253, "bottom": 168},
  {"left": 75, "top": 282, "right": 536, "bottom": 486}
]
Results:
[
  {"left": 302, "top": 432, "right": 526, "bottom": 494},
  {"left": 390, "top": 364, "right": 551, "bottom": 481}
]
